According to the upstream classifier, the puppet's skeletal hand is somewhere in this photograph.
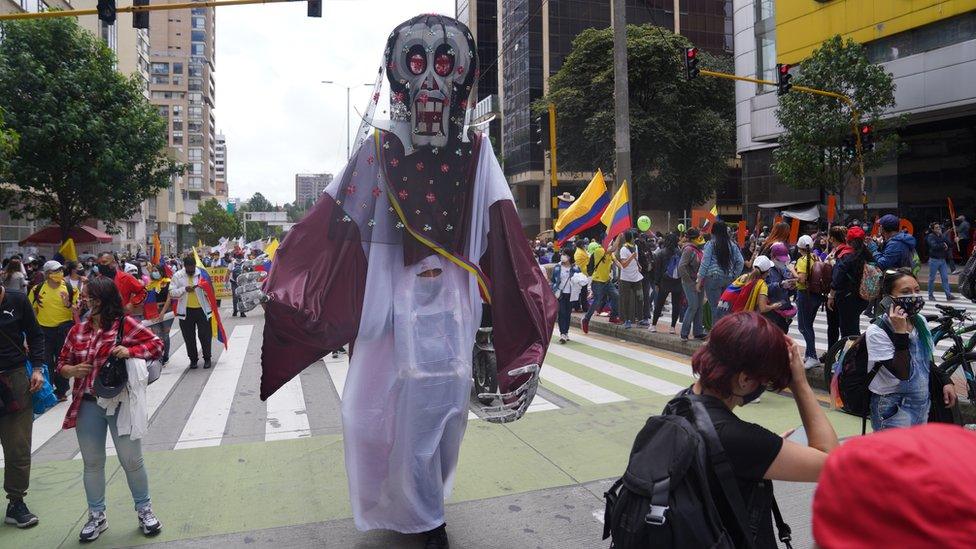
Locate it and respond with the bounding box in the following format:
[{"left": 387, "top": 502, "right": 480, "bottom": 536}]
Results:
[
  {"left": 234, "top": 270, "right": 268, "bottom": 313},
  {"left": 477, "top": 364, "right": 540, "bottom": 424}
]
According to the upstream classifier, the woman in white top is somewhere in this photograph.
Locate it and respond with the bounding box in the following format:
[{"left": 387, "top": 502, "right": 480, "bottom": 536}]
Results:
[
  {"left": 617, "top": 231, "right": 643, "bottom": 329},
  {"left": 865, "top": 268, "right": 956, "bottom": 431},
  {"left": 550, "top": 250, "right": 583, "bottom": 343}
]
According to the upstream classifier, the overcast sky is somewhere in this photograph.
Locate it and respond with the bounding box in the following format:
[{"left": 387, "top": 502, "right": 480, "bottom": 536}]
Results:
[{"left": 215, "top": 0, "right": 454, "bottom": 205}]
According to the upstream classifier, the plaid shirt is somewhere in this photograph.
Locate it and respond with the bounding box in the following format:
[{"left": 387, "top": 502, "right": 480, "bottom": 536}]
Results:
[{"left": 56, "top": 315, "right": 163, "bottom": 429}]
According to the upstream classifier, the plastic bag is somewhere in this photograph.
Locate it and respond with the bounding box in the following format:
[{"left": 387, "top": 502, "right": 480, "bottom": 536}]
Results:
[{"left": 26, "top": 361, "right": 57, "bottom": 418}]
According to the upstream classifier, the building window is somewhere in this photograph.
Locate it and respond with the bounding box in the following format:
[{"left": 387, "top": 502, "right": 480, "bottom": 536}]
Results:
[
  {"left": 172, "top": 76, "right": 182, "bottom": 86},
  {"left": 189, "top": 134, "right": 204, "bottom": 146},
  {"left": 188, "top": 78, "right": 203, "bottom": 91},
  {"left": 189, "top": 176, "right": 203, "bottom": 190},
  {"left": 126, "top": 222, "right": 136, "bottom": 239},
  {"left": 172, "top": 62, "right": 183, "bottom": 74},
  {"left": 188, "top": 121, "right": 203, "bottom": 133},
  {"left": 188, "top": 65, "right": 203, "bottom": 78},
  {"left": 191, "top": 43, "right": 205, "bottom": 56},
  {"left": 190, "top": 162, "right": 202, "bottom": 175},
  {"left": 188, "top": 106, "right": 203, "bottom": 119},
  {"left": 151, "top": 62, "right": 169, "bottom": 74},
  {"left": 157, "top": 106, "right": 169, "bottom": 118},
  {"left": 188, "top": 148, "right": 204, "bottom": 160},
  {"left": 191, "top": 30, "right": 206, "bottom": 42},
  {"left": 188, "top": 92, "right": 203, "bottom": 103},
  {"left": 173, "top": 135, "right": 183, "bottom": 145},
  {"left": 172, "top": 120, "right": 183, "bottom": 130},
  {"left": 192, "top": 16, "right": 205, "bottom": 29},
  {"left": 754, "top": 1, "right": 777, "bottom": 94},
  {"left": 151, "top": 75, "right": 169, "bottom": 85},
  {"left": 865, "top": 11, "right": 976, "bottom": 63}
]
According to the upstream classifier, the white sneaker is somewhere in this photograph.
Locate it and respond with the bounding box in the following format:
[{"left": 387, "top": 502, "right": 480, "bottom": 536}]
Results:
[
  {"left": 137, "top": 506, "right": 161, "bottom": 536},
  {"left": 649, "top": 325, "right": 657, "bottom": 333},
  {"left": 79, "top": 511, "right": 107, "bottom": 542},
  {"left": 558, "top": 333, "right": 568, "bottom": 344},
  {"left": 803, "top": 357, "right": 820, "bottom": 370}
]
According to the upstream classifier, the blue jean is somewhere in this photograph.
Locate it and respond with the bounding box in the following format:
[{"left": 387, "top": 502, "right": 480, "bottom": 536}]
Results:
[
  {"left": 870, "top": 391, "right": 930, "bottom": 432},
  {"left": 928, "top": 258, "right": 952, "bottom": 298},
  {"left": 680, "top": 281, "right": 705, "bottom": 338},
  {"left": 703, "top": 276, "right": 733, "bottom": 323},
  {"left": 557, "top": 292, "right": 572, "bottom": 335},
  {"left": 795, "top": 291, "right": 822, "bottom": 360},
  {"left": 584, "top": 281, "right": 619, "bottom": 321},
  {"left": 75, "top": 399, "right": 151, "bottom": 513}
]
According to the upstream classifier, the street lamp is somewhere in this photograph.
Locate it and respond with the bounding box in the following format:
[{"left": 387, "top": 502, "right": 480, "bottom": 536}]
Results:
[{"left": 321, "top": 81, "right": 375, "bottom": 160}]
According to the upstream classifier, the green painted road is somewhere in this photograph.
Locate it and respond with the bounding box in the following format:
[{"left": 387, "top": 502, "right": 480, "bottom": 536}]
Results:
[{"left": 0, "top": 315, "right": 865, "bottom": 548}]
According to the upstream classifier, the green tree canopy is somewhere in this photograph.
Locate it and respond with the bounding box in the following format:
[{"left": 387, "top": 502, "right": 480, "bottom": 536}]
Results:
[
  {"left": 0, "top": 109, "right": 17, "bottom": 174},
  {"left": 235, "top": 192, "right": 280, "bottom": 241},
  {"left": 773, "top": 36, "right": 901, "bottom": 208},
  {"left": 191, "top": 198, "right": 239, "bottom": 245},
  {"left": 541, "top": 25, "right": 734, "bottom": 211},
  {"left": 0, "top": 18, "right": 180, "bottom": 240}
]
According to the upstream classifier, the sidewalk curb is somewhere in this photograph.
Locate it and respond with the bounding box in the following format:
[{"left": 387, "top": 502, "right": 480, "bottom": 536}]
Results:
[{"left": 570, "top": 313, "right": 976, "bottom": 424}]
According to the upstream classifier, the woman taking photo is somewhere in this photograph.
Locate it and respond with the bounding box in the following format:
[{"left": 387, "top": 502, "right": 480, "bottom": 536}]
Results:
[
  {"left": 829, "top": 226, "right": 872, "bottom": 337},
  {"left": 866, "top": 268, "right": 956, "bottom": 431},
  {"left": 56, "top": 277, "right": 164, "bottom": 542},
  {"left": 689, "top": 312, "right": 839, "bottom": 548},
  {"left": 697, "top": 220, "right": 744, "bottom": 322}
]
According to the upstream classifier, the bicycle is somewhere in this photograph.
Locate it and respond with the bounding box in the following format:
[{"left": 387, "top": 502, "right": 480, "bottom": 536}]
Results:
[{"left": 927, "top": 304, "right": 976, "bottom": 404}]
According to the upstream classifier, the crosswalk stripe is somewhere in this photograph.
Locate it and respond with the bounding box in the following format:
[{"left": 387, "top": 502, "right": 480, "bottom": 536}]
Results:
[
  {"left": 325, "top": 359, "right": 348, "bottom": 399},
  {"left": 174, "top": 325, "right": 253, "bottom": 450},
  {"left": 265, "top": 377, "right": 311, "bottom": 441},
  {"left": 526, "top": 394, "right": 559, "bottom": 413},
  {"left": 541, "top": 363, "right": 627, "bottom": 404},
  {"left": 569, "top": 333, "right": 695, "bottom": 377},
  {"left": 548, "top": 345, "right": 686, "bottom": 396}
]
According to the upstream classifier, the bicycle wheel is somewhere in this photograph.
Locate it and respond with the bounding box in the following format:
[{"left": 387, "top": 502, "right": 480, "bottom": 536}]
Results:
[{"left": 936, "top": 352, "right": 976, "bottom": 403}]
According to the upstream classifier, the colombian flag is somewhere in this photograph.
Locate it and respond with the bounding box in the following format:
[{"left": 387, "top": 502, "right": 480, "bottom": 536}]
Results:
[
  {"left": 554, "top": 170, "right": 610, "bottom": 245},
  {"left": 193, "top": 247, "right": 228, "bottom": 349},
  {"left": 143, "top": 276, "right": 170, "bottom": 320},
  {"left": 600, "top": 181, "right": 632, "bottom": 248}
]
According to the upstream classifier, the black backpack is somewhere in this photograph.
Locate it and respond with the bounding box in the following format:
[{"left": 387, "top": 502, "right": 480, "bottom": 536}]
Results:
[
  {"left": 833, "top": 319, "right": 893, "bottom": 433},
  {"left": 603, "top": 394, "right": 792, "bottom": 549},
  {"left": 959, "top": 254, "right": 976, "bottom": 300}
]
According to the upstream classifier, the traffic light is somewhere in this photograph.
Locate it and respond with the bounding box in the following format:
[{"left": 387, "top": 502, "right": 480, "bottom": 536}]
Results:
[
  {"left": 860, "top": 125, "right": 874, "bottom": 152},
  {"left": 534, "top": 111, "right": 551, "bottom": 150},
  {"left": 307, "top": 0, "right": 321, "bottom": 17},
  {"left": 132, "top": 0, "right": 149, "bottom": 29},
  {"left": 684, "top": 47, "right": 700, "bottom": 80},
  {"left": 97, "top": 0, "right": 116, "bottom": 24},
  {"left": 842, "top": 135, "right": 856, "bottom": 157},
  {"left": 776, "top": 63, "right": 792, "bottom": 96}
]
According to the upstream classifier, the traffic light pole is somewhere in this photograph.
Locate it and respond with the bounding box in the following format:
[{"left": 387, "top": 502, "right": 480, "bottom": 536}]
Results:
[
  {"left": 698, "top": 68, "right": 869, "bottom": 221},
  {"left": 0, "top": 0, "right": 306, "bottom": 20}
]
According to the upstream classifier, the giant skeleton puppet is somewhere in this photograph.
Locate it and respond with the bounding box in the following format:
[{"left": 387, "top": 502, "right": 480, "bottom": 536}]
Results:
[{"left": 252, "top": 14, "right": 557, "bottom": 540}]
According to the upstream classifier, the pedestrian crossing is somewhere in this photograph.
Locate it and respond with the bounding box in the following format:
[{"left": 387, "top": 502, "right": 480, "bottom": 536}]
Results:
[{"left": 17, "top": 316, "right": 701, "bottom": 467}]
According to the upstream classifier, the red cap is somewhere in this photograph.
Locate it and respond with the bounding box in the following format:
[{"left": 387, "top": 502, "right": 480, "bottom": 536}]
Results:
[
  {"left": 813, "top": 424, "right": 976, "bottom": 548},
  {"left": 845, "top": 226, "right": 865, "bottom": 241}
]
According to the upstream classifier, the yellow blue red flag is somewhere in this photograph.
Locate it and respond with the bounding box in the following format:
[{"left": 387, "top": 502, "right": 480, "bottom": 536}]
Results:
[
  {"left": 600, "top": 181, "right": 632, "bottom": 247},
  {"left": 58, "top": 238, "right": 78, "bottom": 262},
  {"left": 192, "top": 247, "right": 228, "bottom": 349},
  {"left": 554, "top": 170, "right": 610, "bottom": 245}
]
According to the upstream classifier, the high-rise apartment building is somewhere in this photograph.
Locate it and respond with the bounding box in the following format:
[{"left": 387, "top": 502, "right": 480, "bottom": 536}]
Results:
[
  {"left": 215, "top": 133, "right": 227, "bottom": 202},
  {"left": 465, "top": 0, "right": 733, "bottom": 234},
  {"left": 78, "top": 6, "right": 154, "bottom": 255},
  {"left": 148, "top": 1, "right": 218, "bottom": 250},
  {"left": 0, "top": 0, "right": 71, "bottom": 15},
  {"left": 295, "top": 173, "right": 333, "bottom": 206}
]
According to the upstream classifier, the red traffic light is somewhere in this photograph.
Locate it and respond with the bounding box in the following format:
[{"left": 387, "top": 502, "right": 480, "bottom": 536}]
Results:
[
  {"left": 686, "top": 47, "right": 698, "bottom": 59},
  {"left": 778, "top": 63, "right": 791, "bottom": 74},
  {"left": 861, "top": 125, "right": 872, "bottom": 134}
]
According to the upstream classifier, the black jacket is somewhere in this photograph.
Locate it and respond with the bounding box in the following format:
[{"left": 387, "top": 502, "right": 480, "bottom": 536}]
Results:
[
  {"left": 0, "top": 289, "right": 45, "bottom": 371},
  {"left": 925, "top": 232, "right": 951, "bottom": 260}
]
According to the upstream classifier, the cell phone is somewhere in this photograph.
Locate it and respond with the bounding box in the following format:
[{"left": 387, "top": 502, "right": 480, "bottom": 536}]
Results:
[
  {"left": 786, "top": 426, "right": 808, "bottom": 445},
  {"left": 879, "top": 295, "right": 894, "bottom": 312}
]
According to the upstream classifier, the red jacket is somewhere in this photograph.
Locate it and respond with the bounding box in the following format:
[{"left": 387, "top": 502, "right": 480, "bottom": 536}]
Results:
[{"left": 113, "top": 271, "right": 147, "bottom": 309}]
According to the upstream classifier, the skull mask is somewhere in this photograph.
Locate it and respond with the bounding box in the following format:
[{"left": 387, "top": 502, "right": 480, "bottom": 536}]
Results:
[{"left": 385, "top": 14, "right": 477, "bottom": 151}]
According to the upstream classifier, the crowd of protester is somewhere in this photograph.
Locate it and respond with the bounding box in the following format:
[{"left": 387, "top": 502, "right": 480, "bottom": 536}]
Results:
[{"left": 0, "top": 244, "right": 266, "bottom": 540}]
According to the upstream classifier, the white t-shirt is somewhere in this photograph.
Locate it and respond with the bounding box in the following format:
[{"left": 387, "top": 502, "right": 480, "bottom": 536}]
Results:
[
  {"left": 618, "top": 245, "right": 643, "bottom": 283},
  {"left": 865, "top": 323, "right": 918, "bottom": 394}
]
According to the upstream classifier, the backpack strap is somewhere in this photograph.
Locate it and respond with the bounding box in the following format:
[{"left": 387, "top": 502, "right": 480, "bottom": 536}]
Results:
[
  {"left": 770, "top": 494, "right": 794, "bottom": 549},
  {"left": 860, "top": 318, "right": 891, "bottom": 435},
  {"left": 602, "top": 478, "right": 623, "bottom": 540},
  {"left": 680, "top": 395, "right": 759, "bottom": 549}
]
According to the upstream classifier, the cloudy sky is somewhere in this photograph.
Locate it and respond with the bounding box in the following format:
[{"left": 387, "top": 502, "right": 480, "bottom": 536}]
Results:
[{"left": 215, "top": 0, "right": 454, "bottom": 205}]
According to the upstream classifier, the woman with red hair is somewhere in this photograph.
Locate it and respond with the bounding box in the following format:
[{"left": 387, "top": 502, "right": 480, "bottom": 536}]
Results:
[{"left": 689, "top": 312, "right": 839, "bottom": 548}]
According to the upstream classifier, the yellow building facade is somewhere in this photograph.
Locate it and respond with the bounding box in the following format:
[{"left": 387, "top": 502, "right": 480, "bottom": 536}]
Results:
[{"left": 776, "top": 0, "right": 976, "bottom": 63}]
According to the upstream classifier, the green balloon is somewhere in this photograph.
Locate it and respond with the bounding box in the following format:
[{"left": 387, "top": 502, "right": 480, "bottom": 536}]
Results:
[
  {"left": 677, "top": 223, "right": 686, "bottom": 233},
  {"left": 637, "top": 215, "right": 652, "bottom": 232},
  {"left": 587, "top": 242, "right": 600, "bottom": 254}
]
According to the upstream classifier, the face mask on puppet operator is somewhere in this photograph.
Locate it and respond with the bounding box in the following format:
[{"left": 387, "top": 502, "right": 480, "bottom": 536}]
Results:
[{"left": 385, "top": 14, "right": 477, "bottom": 150}]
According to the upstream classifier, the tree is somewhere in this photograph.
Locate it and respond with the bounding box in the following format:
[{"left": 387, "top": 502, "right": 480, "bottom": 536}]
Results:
[
  {"left": 541, "top": 25, "right": 734, "bottom": 212},
  {"left": 245, "top": 192, "right": 274, "bottom": 213},
  {"left": 0, "top": 18, "right": 181, "bottom": 240},
  {"left": 0, "top": 109, "right": 17, "bottom": 174},
  {"left": 235, "top": 192, "right": 278, "bottom": 241},
  {"left": 772, "top": 36, "right": 901, "bottom": 213},
  {"left": 191, "top": 198, "right": 239, "bottom": 245}
]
